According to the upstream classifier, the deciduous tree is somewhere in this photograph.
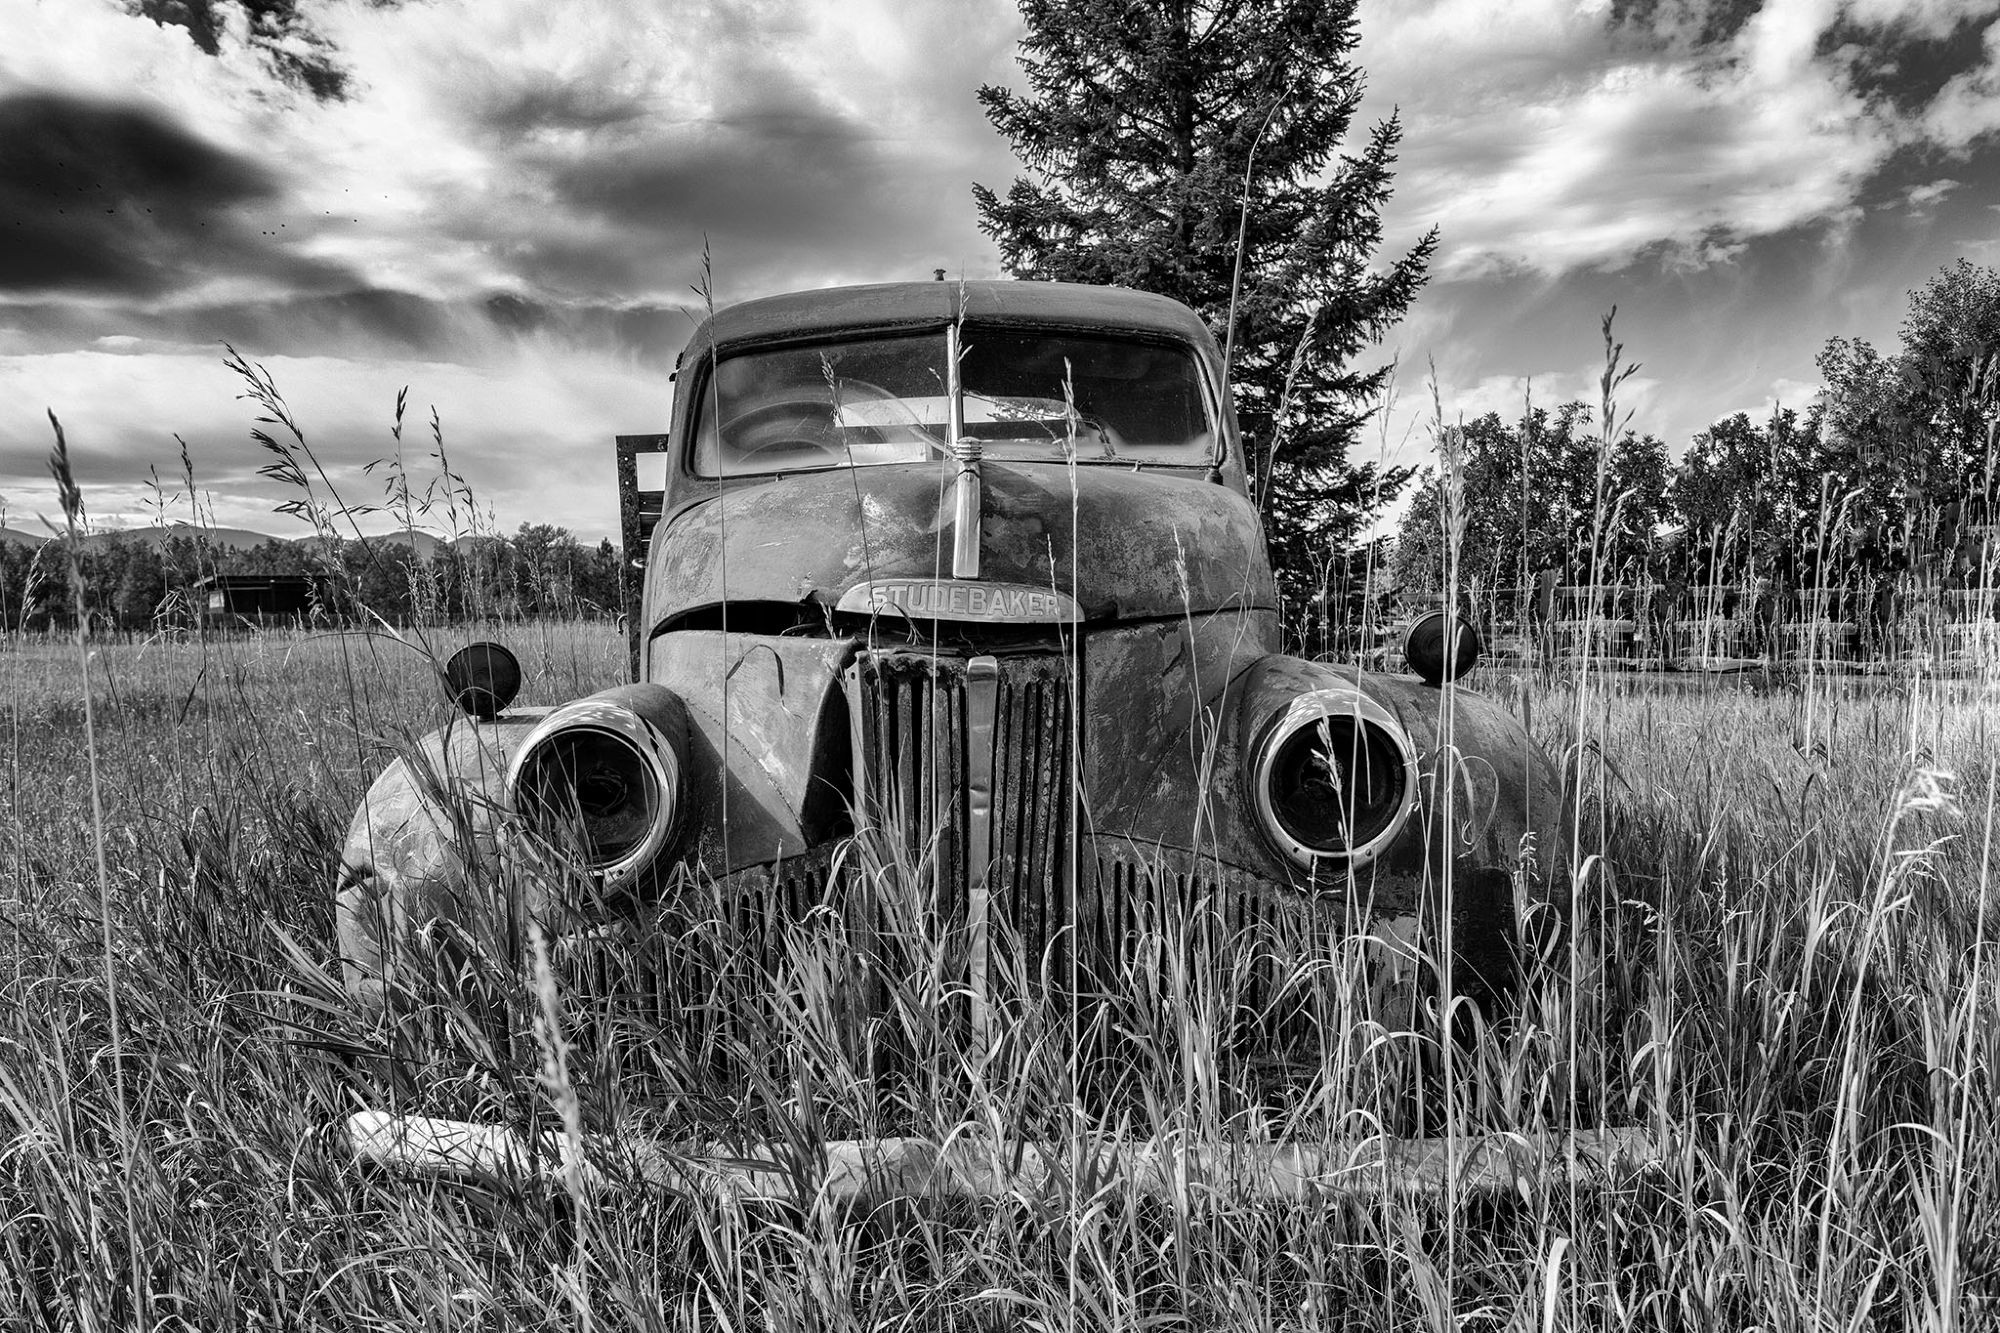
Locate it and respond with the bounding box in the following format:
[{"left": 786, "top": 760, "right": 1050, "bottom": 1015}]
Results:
[
  {"left": 1392, "top": 403, "right": 1668, "bottom": 601},
  {"left": 1817, "top": 259, "right": 2000, "bottom": 525}
]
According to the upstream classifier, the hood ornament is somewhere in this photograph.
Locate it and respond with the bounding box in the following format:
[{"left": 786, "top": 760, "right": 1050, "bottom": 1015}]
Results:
[{"left": 947, "top": 320, "right": 981, "bottom": 579}]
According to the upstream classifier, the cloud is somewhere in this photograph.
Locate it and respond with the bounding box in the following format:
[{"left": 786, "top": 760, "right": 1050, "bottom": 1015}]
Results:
[
  {"left": 0, "top": 341, "right": 673, "bottom": 537},
  {"left": 1360, "top": 0, "right": 2000, "bottom": 279},
  {"left": 0, "top": 0, "right": 1036, "bottom": 540},
  {"left": 1903, "top": 176, "right": 1961, "bottom": 209},
  {"left": 1920, "top": 14, "right": 2000, "bottom": 143},
  {"left": 1754, "top": 375, "right": 1825, "bottom": 416},
  {"left": 1367, "top": 364, "right": 1668, "bottom": 482},
  {"left": 1607, "top": 0, "right": 1767, "bottom": 51},
  {"left": 261, "top": 0, "right": 1022, "bottom": 305},
  {"left": 2, "top": 0, "right": 1023, "bottom": 316},
  {"left": 0, "top": 286, "right": 703, "bottom": 370},
  {"left": 1843, "top": 0, "right": 1994, "bottom": 41},
  {"left": 0, "top": 91, "right": 354, "bottom": 299},
  {"left": 8, "top": 0, "right": 1992, "bottom": 311}
]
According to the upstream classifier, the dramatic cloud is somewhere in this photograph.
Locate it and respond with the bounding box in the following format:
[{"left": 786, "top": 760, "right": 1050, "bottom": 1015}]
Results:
[
  {"left": 0, "top": 289, "right": 697, "bottom": 368},
  {"left": 1354, "top": 0, "right": 2000, "bottom": 491},
  {"left": 0, "top": 91, "right": 353, "bottom": 299},
  {"left": 0, "top": 0, "right": 1025, "bottom": 532},
  {"left": 237, "top": 0, "right": 1018, "bottom": 304},
  {"left": 1, "top": 0, "right": 1997, "bottom": 537},
  {"left": 0, "top": 340, "right": 672, "bottom": 536},
  {"left": 1, "top": 0, "right": 1021, "bottom": 315},
  {"left": 1361, "top": 0, "right": 2000, "bottom": 279}
]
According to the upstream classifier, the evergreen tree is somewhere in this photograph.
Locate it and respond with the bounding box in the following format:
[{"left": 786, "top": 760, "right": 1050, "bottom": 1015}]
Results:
[{"left": 974, "top": 0, "right": 1435, "bottom": 632}]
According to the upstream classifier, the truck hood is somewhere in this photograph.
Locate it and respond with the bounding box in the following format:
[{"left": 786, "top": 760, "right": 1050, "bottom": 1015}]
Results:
[{"left": 645, "top": 461, "right": 1276, "bottom": 626}]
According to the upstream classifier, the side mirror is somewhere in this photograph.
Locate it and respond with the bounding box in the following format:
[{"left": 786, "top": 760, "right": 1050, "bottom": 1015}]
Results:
[
  {"left": 1404, "top": 610, "right": 1481, "bottom": 687},
  {"left": 443, "top": 642, "right": 523, "bottom": 720}
]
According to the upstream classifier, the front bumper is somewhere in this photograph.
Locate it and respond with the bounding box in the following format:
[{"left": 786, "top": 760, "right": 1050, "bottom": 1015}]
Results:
[{"left": 345, "top": 1110, "right": 1658, "bottom": 1203}]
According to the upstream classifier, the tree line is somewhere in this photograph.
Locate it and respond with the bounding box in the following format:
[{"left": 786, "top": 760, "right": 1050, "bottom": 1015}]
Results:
[
  {"left": 1392, "top": 260, "right": 2000, "bottom": 615},
  {"left": 0, "top": 523, "right": 625, "bottom": 635}
]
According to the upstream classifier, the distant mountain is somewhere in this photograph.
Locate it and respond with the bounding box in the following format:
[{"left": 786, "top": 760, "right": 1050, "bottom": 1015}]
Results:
[
  {"left": 83, "top": 522, "right": 283, "bottom": 552},
  {"left": 290, "top": 528, "right": 469, "bottom": 559},
  {"left": 1, "top": 522, "right": 276, "bottom": 550},
  {"left": 374, "top": 528, "right": 444, "bottom": 559}
]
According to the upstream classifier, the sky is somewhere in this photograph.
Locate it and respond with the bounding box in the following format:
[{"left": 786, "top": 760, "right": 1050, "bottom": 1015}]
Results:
[{"left": 1, "top": 0, "right": 1998, "bottom": 543}]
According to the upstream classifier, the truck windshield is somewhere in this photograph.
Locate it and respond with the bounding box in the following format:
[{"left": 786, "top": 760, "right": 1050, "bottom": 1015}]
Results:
[{"left": 690, "top": 328, "right": 1217, "bottom": 476}]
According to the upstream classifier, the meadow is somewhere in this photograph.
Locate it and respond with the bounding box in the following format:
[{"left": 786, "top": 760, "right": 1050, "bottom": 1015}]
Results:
[{"left": 0, "top": 611, "right": 1992, "bottom": 1331}]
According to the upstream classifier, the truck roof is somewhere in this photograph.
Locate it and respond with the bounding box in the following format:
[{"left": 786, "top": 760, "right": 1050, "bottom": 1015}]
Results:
[{"left": 684, "top": 280, "right": 1221, "bottom": 361}]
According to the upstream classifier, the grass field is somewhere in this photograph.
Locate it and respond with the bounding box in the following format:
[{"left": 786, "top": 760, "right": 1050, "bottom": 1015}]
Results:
[{"left": 0, "top": 619, "right": 1995, "bottom": 1329}]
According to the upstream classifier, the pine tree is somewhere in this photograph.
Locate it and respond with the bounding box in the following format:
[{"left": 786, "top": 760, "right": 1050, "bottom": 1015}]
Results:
[{"left": 974, "top": 0, "right": 1436, "bottom": 633}]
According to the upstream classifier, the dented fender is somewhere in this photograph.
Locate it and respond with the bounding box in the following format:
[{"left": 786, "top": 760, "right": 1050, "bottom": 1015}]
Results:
[
  {"left": 337, "top": 682, "right": 707, "bottom": 1011},
  {"left": 1218, "top": 656, "right": 1570, "bottom": 1003},
  {"left": 1230, "top": 656, "right": 1569, "bottom": 904},
  {"left": 335, "top": 712, "right": 546, "bottom": 1015}
]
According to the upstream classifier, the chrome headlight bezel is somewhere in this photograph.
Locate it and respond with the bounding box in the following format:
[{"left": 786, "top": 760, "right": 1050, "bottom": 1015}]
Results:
[
  {"left": 1250, "top": 685, "right": 1418, "bottom": 872},
  {"left": 504, "top": 698, "right": 681, "bottom": 885}
]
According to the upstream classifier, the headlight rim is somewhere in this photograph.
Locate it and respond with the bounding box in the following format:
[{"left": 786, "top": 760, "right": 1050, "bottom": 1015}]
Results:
[
  {"left": 504, "top": 698, "right": 680, "bottom": 886},
  {"left": 1250, "top": 685, "right": 1418, "bottom": 872}
]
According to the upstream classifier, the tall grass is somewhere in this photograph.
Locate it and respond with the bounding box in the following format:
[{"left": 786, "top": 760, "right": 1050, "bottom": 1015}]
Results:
[
  {"left": 0, "top": 356, "right": 1993, "bottom": 1328},
  {"left": 2, "top": 615, "right": 1992, "bottom": 1326}
]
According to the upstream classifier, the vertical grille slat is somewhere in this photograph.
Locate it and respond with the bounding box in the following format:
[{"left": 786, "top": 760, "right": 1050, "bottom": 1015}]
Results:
[
  {"left": 1022, "top": 662, "right": 1075, "bottom": 985},
  {"left": 999, "top": 672, "right": 1039, "bottom": 979},
  {"left": 993, "top": 676, "right": 1031, "bottom": 969},
  {"left": 893, "top": 670, "right": 917, "bottom": 857},
  {"left": 1018, "top": 675, "right": 1050, "bottom": 973},
  {"left": 944, "top": 671, "right": 966, "bottom": 922}
]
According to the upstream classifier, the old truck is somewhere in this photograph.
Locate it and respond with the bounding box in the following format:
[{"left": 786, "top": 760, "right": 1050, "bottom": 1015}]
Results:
[{"left": 339, "top": 281, "right": 1637, "bottom": 1198}]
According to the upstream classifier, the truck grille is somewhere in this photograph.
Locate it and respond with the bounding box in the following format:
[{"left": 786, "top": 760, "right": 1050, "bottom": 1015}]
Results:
[
  {"left": 1083, "top": 843, "right": 1317, "bottom": 1039},
  {"left": 849, "top": 649, "right": 1077, "bottom": 980},
  {"left": 556, "top": 648, "right": 1326, "bottom": 1092}
]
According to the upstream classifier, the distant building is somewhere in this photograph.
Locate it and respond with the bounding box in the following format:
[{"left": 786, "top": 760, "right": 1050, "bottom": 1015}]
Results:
[{"left": 191, "top": 574, "right": 335, "bottom": 626}]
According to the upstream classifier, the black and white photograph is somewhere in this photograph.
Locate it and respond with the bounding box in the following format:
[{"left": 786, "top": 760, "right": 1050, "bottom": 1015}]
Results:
[{"left": 1, "top": 0, "right": 1997, "bottom": 1325}]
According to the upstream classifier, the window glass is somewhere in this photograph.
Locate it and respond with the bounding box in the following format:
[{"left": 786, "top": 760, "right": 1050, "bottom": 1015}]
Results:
[
  {"left": 690, "top": 328, "right": 1216, "bottom": 476},
  {"left": 959, "top": 330, "right": 1215, "bottom": 464},
  {"left": 689, "top": 335, "right": 947, "bottom": 477}
]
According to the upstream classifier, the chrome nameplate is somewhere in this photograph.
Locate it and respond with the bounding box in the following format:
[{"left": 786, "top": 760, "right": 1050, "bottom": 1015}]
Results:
[{"left": 836, "top": 579, "right": 1081, "bottom": 624}]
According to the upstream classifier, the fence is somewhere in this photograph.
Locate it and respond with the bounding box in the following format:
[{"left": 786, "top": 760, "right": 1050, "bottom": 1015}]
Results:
[{"left": 1372, "top": 580, "right": 2000, "bottom": 671}]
